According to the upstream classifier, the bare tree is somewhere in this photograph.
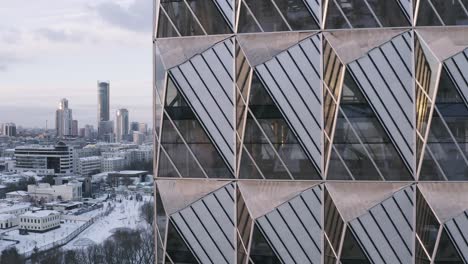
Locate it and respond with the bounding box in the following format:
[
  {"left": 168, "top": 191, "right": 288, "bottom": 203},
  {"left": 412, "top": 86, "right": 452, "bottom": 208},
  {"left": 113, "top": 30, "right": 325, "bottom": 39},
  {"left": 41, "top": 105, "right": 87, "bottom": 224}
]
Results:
[{"left": 139, "top": 201, "right": 154, "bottom": 227}]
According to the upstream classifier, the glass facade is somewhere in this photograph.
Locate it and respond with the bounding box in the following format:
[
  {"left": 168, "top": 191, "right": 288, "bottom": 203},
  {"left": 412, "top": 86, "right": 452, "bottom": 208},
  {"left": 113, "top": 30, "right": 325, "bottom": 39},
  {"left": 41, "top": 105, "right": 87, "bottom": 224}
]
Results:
[{"left": 154, "top": 0, "right": 468, "bottom": 263}]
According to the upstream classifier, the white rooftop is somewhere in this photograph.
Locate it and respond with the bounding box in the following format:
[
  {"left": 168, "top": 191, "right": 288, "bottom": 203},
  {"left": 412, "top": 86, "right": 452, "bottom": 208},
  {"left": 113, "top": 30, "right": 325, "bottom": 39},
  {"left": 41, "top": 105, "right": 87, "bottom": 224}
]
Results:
[{"left": 21, "top": 210, "right": 59, "bottom": 218}]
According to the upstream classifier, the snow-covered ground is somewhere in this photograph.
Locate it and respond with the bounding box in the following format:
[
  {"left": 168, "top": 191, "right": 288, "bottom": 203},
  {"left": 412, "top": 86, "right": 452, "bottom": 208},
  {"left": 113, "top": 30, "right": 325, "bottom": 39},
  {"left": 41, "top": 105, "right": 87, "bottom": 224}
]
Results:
[
  {"left": 0, "top": 194, "right": 153, "bottom": 254},
  {"left": 3, "top": 222, "right": 83, "bottom": 254},
  {"left": 64, "top": 195, "right": 152, "bottom": 249}
]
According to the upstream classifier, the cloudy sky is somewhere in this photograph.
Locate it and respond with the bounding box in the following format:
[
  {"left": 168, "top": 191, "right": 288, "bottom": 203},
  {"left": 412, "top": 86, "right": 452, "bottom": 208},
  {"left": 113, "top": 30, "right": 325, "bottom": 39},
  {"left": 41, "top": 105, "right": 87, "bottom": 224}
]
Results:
[{"left": 0, "top": 0, "right": 152, "bottom": 128}]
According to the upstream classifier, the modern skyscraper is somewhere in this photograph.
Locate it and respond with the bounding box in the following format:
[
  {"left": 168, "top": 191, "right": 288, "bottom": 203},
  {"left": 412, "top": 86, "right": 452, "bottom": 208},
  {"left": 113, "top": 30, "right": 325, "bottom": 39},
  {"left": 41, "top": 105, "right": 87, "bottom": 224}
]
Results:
[
  {"left": 116, "top": 108, "right": 129, "bottom": 142},
  {"left": 98, "top": 81, "right": 110, "bottom": 140},
  {"left": 154, "top": 1, "right": 468, "bottom": 263},
  {"left": 2, "top": 123, "right": 16, "bottom": 137},
  {"left": 97, "top": 81, "right": 110, "bottom": 122},
  {"left": 55, "top": 98, "right": 73, "bottom": 138},
  {"left": 130, "top": 122, "right": 139, "bottom": 133},
  {"left": 72, "top": 120, "right": 78, "bottom": 137}
]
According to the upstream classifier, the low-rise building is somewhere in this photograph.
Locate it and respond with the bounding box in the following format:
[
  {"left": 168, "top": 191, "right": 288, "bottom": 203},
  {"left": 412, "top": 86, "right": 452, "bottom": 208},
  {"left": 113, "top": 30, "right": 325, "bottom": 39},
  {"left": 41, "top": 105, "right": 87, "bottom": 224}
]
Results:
[
  {"left": 19, "top": 210, "right": 60, "bottom": 232},
  {"left": 5, "top": 190, "right": 29, "bottom": 201},
  {"left": 77, "top": 156, "right": 101, "bottom": 176},
  {"left": 0, "top": 214, "right": 17, "bottom": 229},
  {"left": 0, "top": 203, "right": 30, "bottom": 215},
  {"left": 28, "top": 182, "right": 82, "bottom": 202},
  {"left": 102, "top": 157, "right": 125, "bottom": 172}
]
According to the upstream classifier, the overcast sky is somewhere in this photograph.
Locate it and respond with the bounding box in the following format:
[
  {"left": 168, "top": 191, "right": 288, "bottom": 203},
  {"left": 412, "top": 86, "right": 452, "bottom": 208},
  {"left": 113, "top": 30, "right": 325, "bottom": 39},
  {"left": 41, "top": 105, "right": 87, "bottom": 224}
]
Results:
[{"left": 0, "top": 0, "right": 152, "bottom": 128}]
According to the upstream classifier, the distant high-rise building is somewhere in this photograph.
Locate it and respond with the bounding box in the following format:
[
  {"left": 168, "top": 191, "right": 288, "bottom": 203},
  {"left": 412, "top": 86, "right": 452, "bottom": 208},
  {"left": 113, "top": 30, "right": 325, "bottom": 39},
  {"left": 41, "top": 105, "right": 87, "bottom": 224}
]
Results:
[
  {"left": 83, "top": 125, "right": 94, "bottom": 139},
  {"left": 130, "top": 122, "right": 139, "bottom": 133},
  {"left": 55, "top": 98, "right": 73, "bottom": 138},
  {"left": 133, "top": 131, "right": 145, "bottom": 145},
  {"left": 138, "top": 123, "right": 148, "bottom": 135},
  {"left": 79, "top": 128, "right": 86, "bottom": 138},
  {"left": 97, "top": 81, "right": 110, "bottom": 122},
  {"left": 97, "top": 81, "right": 110, "bottom": 140},
  {"left": 15, "top": 142, "right": 74, "bottom": 175},
  {"left": 72, "top": 120, "right": 78, "bottom": 136},
  {"left": 98, "top": 121, "right": 114, "bottom": 142},
  {"left": 2, "top": 123, "right": 16, "bottom": 137},
  {"left": 116, "top": 109, "right": 129, "bottom": 142}
]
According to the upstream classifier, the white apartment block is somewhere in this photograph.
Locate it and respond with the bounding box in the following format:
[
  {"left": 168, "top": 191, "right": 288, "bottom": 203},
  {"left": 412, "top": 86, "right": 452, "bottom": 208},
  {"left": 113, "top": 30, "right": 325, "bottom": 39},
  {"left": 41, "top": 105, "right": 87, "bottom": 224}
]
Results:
[
  {"left": 28, "top": 182, "right": 82, "bottom": 202},
  {"left": 0, "top": 203, "right": 30, "bottom": 215},
  {"left": 0, "top": 214, "right": 17, "bottom": 229},
  {"left": 77, "top": 156, "right": 102, "bottom": 176},
  {"left": 19, "top": 210, "right": 60, "bottom": 232},
  {"left": 101, "top": 157, "right": 125, "bottom": 172}
]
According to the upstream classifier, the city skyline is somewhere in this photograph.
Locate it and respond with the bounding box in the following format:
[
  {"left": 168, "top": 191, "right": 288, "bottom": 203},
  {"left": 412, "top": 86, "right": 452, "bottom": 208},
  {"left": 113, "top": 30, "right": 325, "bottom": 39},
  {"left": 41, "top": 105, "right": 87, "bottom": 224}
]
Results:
[{"left": 0, "top": 0, "right": 152, "bottom": 128}]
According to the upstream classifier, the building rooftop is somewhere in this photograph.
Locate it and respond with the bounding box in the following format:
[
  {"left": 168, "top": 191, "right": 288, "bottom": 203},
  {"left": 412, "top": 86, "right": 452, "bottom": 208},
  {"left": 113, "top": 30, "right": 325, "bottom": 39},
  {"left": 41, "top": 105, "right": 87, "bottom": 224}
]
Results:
[
  {"left": 0, "top": 203, "right": 31, "bottom": 214},
  {"left": 0, "top": 214, "right": 15, "bottom": 221},
  {"left": 6, "top": 190, "right": 28, "bottom": 196},
  {"left": 21, "top": 210, "right": 59, "bottom": 218}
]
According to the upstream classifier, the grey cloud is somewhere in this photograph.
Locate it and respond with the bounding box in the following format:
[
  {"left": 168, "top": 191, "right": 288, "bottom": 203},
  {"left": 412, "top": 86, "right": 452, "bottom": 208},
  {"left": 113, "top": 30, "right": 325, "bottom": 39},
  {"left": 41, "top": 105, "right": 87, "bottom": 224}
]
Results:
[
  {"left": 0, "top": 27, "right": 22, "bottom": 44},
  {"left": 0, "top": 53, "right": 23, "bottom": 72},
  {"left": 94, "top": 0, "right": 152, "bottom": 32},
  {"left": 35, "top": 28, "right": 83, "bottom": 42}
]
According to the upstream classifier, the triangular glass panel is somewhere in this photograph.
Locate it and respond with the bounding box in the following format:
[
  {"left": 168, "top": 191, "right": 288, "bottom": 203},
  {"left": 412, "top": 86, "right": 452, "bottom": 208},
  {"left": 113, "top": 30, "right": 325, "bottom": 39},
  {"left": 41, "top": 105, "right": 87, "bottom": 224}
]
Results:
[
  {"left": 165, "top": 78, "right": 233, "bottom": 178},
  {"left": 425, "top": 110, "right": 468, "bottom": 181},
  {"left": 249, "top": 224, "right": 282, "bottom": 264},
  {"left": 416, "top": 188, "right": 440, "bottom": 255},
  {"left": 271, "top": 0, "right": 319, "bottom": 30},
  {"left": 161, "top": 2, "right": 205, "bottom": 36},
  {"left": 419, "top": 147, "right": 447, "bottom": 181},
  {"left": 166, "top": 221, "right": 199, "bottom": 264},
  {"left": 157, "top": 10, "right": 179, "bottom": 38},
  {"left": 417, "top": 0, "right": 468, "bottom": 26},
  {"left": 239, "top": 146, "right": 264, "bottom": 179},
  {"left": 237, "top": 1, "right": 262, "bottom": 33},
  {"left": 340, "top": 229, "right": 371, "bottom": 264},
  {"left": 336, "top": 71, "right": 412, "bottom": 180},
  {"left": 327, "top": 146, "right": 354, "bottom": 180},
  {"left": 434, "top": 228, "right": 464, "bottom": 263},
  {"left": 325, "top": 0, "right": 409, "bottom": 29},
  {"left": 161, "top": 117, "right": 206, "bottom": 179},
  {"left": 242, "top": 0, "right": 289, "bottom": 32},
  {"left": 242, "top": 114, "right": 290, "bottom": 180},
  {"left": 418, "top": 183, "right": 468, "bottom": 223},
  {"left": 246, "top": 73, "right": 320, "bottom": 179},
  {"left": 158, "top": 146, "right": 181, "bottom": 178},
  {"left": 332, "top": 110, "right": 382, "bottom": 181},
  {"left": 186, "top": 0, "right": 232, "bottom": 34}
]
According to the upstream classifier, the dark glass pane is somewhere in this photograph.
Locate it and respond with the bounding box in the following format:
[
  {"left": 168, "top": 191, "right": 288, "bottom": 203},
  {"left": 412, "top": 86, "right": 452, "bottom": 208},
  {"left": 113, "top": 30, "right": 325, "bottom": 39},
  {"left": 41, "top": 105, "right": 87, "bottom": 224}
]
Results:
[
  {"left": 340, "top": 229, "right": 371, "bottom": 264},
  {"left": 325, "top": 0, "right": 352, "bottom": 28},
  {"left": 249, "top": 225, "right": 282, "bottom": 264},
  {"left": 327, "top": 147, "right": 354, "bottom": 180},
  {"left": 434, "top": 228, "right": 464, "bottom": 263},
  {"left": 325, "top": 240, "right": 338, "bottom": 264},
  {"left": 239, "top": 147, "right": 264, "bottom": 179},
  {"left": 238, "top": 1, "right": 262, "bottom": 33},
  {"left": 419, "top": 148, "right": 447, "bottom": 181},
  {"left": 187, "top": 0, "right": 232, "bottom": 34},
  {"left": 335, "top": 0, "right": 380, "bottom": 28},
  {"left": 338, "top": 73, "right": 412, "bottom": 180},
  {"left": 430, "top": 0, "right": 468, "bottom": 26},
  {"left": 166, "top": 221, "right": 199, "bottom": 264},
  {"left": 243, "top": 117, "right": 291, "bottom": 180},
  {"left": 162, "top": 1, "right": 205, "bottom": 36},
  {"left": 436, "top": 70, "right": 464, "bottom": 103},
  {"left": 272, "top": 0, "right": 319, "bottom": 30},
  {"left": 249, "top": 73, "right": 275, "bottom": 106},
  {"left": 416, "top": 189, "right": 440, "bottom": 255},
  {"left": 416, "top": 0, "right": 444, "bottom": 26},
  {"left": 366, "top": 0, "right": 410, "bottom": 26},
  {"left": 244, "top": 0, "right": 289, "bottom": 32},
  {"left": 158, "top": 148, "right": 180, "bottom": 178},
  {"left": 416, "top": 241, "right": 431, "bottom": 264},
  {"left": 157, "top": 11, "right": 179, "bottom": 38}
]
